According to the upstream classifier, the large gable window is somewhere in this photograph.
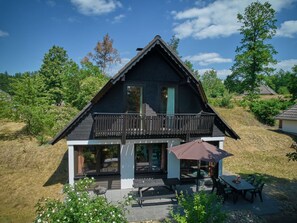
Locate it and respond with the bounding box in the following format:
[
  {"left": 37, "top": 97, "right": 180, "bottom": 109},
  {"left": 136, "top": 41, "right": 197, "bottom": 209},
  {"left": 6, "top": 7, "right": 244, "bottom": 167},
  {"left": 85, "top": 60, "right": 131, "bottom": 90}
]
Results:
[{"left": 127, "top": 85, "right": 143, "bottom": 113}]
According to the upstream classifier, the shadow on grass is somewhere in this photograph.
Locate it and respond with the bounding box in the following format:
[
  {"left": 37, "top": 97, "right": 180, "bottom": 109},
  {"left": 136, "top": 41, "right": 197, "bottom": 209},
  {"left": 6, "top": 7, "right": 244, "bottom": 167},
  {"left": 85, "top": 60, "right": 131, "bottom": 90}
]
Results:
[
  {"left": 0, "top": 125, "right": 28, "bottom": 141},
  {"left": 43, "top": 151, "right": 68, "bottom": 186}
]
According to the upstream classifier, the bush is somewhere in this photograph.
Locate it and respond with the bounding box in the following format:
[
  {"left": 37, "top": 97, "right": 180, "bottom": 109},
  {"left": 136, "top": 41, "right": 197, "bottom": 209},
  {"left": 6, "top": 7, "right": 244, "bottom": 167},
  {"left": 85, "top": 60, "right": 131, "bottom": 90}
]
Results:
[
  {"left": 249, "top": 98, "right": 293, "bottom": 126},
  {"left": 168, "top": 191, "right": 227, "bottom": 223},
  {"left": 34, "top": 177, "right": 130, "bottom": 223}
]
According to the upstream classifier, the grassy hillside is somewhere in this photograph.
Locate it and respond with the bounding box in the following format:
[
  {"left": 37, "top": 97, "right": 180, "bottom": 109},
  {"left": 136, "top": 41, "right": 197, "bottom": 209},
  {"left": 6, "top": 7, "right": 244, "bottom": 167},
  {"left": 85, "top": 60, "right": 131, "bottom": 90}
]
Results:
[
  {"left": 0, "top": 106, "right": 297, "bottom": 222},
  {"left": 216, "top": 106, "right": 297, "bottom": 221},
  {"left": 0, "top": 121, "right": 68, "bottom": 223}
]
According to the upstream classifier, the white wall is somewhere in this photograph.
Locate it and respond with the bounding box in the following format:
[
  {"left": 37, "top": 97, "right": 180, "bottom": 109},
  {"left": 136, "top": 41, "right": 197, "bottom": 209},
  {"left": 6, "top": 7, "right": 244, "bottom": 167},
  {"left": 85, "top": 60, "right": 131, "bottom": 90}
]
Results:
[
  {"left": 167, "top": 139, "right": 181, "bottom": 179},
  {"left": 201, "top": 137, "right": 225, "bottom": 176},
  {"left": 282, "top": 120, "right": 297, "bottom": 134},
  {"left": 68, "top": 145, "right": 75, "bottom": 185},
  {"left": 120, "top": 143, "right": 134, "bottom": 189}
]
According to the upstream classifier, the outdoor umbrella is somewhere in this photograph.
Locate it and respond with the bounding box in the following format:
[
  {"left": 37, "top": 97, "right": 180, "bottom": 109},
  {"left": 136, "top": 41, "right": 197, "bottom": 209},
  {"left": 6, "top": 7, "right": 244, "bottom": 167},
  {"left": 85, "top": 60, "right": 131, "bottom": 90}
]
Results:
[{"left": 167, "top": 139, "right": 233, "bottom": 191}]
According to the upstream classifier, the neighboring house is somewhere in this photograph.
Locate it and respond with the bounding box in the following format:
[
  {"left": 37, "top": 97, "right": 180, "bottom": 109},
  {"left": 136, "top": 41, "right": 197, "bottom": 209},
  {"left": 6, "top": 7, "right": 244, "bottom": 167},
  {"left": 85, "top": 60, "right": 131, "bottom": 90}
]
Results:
[
  {"left": 51, "top": 35, "right": 239, "bottom": 189},
  {"left": 258, "top": 85, "right": 277, "bottom": 95},
  {"left": 243, "top": 85, "right": 277, "bottom": 95},
  {"left": 275, "top": 104, "right": 297, "bottom": 135}
]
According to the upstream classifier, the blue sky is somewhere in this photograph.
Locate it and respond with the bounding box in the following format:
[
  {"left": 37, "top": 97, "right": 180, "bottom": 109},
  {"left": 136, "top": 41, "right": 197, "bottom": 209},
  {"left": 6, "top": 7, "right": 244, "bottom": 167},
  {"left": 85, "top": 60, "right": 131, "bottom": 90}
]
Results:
[{"left": 1, "top": 0, "right": 297, "bottom": 79}]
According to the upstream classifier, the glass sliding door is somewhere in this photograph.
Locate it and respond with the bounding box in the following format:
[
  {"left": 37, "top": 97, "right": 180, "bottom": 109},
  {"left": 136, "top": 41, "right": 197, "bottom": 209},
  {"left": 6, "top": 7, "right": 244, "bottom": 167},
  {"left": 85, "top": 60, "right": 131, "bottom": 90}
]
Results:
[
  {"left": 75, "top": 145, "right": 120, "bottom": 176},
  {"left": 135, "top": 143, "right": 167, "bottom": 173}
]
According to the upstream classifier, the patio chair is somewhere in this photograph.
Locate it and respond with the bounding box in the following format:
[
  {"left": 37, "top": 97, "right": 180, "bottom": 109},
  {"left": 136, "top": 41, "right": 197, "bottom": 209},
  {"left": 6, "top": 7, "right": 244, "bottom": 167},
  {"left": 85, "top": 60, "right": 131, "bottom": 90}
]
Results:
[
  {"left": 217, "top": 180, "right": 233, "bottom": 203},
  {"left": 211, "top": 176, "right": 219, "bottom": 193},
  {"left": 250, "top": 182, "right": 265, "bottom": 202},
  {"left": 94, "top": 185, "right": 107, "bottom": 199},
  {"left": 246, "top": 174, "right": 255, "bottom": 184}
]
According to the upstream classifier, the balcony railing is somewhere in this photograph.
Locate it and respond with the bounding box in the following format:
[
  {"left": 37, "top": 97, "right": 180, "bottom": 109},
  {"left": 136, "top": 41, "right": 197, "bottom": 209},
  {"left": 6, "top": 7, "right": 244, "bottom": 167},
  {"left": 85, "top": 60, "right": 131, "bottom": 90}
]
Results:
[{"left": 93, "top": 113, "right": 215, "bottom": 144}]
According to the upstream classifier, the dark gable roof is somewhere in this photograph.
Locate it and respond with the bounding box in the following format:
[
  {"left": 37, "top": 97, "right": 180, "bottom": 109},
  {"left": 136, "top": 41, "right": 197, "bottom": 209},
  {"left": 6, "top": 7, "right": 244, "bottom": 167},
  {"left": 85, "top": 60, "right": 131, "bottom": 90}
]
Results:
[
  {"left": 275, "top": 104, "right": 297, "bottom": 121},
  {"left": 50, "top": 35, "right": 239, "bottom": 145}
]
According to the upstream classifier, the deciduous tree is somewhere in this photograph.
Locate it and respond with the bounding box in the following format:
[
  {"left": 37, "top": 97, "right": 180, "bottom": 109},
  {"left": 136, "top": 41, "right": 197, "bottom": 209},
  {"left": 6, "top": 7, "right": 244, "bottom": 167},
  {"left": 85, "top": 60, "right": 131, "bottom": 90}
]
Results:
[
  {"left": 230, "top": 1, "right": 277, "bottom": 95},
  {"left": 85, "top": 34, "right": 121, "bottom": 75}
]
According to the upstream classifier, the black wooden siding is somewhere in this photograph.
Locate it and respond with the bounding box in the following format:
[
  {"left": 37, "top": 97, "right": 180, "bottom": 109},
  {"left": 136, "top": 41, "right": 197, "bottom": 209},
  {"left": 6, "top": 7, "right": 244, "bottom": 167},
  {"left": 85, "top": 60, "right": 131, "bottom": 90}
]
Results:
[{"left": 67, "top": 45, "right": 220, "bottom": 141}]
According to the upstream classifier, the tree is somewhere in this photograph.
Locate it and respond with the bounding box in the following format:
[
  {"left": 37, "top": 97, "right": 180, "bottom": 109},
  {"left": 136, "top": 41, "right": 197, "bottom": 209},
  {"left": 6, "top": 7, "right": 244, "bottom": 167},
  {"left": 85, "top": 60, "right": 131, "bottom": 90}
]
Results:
[
  {"left": 230, "top": 1, "right": 277, "bottom": 95},
  {"left": 39, "top": 46, "right": 70, "bottom": 105},
  {"left": 201, "top": 70, "right": 226, "bottom": 98},
  {"left": 167, "top": 35, "right": 180, "bottom": 55},
  {"left": 85, "top": 34, "right": 121, "bottom": 75},
  {"left": 287, "top": 65, "right": 297, "bottom": 100}
]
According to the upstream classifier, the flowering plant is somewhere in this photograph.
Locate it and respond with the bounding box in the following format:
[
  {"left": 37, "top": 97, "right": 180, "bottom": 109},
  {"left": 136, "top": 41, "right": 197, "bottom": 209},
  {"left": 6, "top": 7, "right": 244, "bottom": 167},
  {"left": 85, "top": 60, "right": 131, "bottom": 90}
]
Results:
[{"left": 34, "top": 177, "right": 130, "bottom": 223}]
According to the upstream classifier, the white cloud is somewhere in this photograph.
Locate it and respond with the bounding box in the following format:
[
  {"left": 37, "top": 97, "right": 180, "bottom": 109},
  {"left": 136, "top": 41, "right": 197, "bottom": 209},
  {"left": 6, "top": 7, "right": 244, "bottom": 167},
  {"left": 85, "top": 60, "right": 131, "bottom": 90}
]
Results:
[
  {"left": 273, "top": 59, "right": 297, "bottom": 71},
  {"left": 276, "top": 20, "right": 297, "bottom": 38},
  {"left": 198, "top": 68, "right": 231, "bottom": 80},
  {"left": 112, "top": 14, "right": 125, "bottom": 23},
  {"left": 184, "top": 53, "right": 232, "bottom": 66},
  {"left": 71, "top": 0, "right": 122, "bottom": 16},
  {"left": 0, "top": 30, "right": 9, "bottom": 37},
  {"left": 216, "top": 69, "right": 232, "bottom": 80},
  {"left": 172, "top": 0, "right": 296, "bottom": 39}
]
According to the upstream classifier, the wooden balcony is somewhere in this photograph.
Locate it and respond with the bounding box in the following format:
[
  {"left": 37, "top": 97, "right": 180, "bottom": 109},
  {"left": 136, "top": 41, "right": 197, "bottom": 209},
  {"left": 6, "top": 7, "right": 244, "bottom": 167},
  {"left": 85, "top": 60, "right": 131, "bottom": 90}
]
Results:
[{"left": 93, "top": 113, "right": 215, "bottom": 144}]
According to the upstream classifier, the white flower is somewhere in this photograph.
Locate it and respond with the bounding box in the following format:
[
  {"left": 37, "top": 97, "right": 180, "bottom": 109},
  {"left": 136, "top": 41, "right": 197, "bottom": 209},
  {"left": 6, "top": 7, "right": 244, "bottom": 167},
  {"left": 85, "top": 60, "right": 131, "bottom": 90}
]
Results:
[{"left": 37, "top": 219, "right": 41, "bottom": 223}]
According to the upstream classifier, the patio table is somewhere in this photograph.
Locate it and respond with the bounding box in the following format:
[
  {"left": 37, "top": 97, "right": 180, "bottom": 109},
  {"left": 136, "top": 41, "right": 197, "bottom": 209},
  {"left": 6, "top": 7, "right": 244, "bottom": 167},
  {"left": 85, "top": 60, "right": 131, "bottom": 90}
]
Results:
[
  {"left": 219, "top": 175, "right": 255, "bottom": 203},
  {"left": 133, "top": 178, "right": 180, "bottom": 206}
]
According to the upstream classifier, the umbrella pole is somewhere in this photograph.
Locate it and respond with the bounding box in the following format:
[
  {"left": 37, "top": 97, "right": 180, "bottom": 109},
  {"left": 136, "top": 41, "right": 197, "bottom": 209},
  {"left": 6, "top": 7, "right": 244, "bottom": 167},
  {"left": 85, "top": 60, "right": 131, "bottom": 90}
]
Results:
[{"left": 196, "top": 160, "right": 201, "bottom": 192}]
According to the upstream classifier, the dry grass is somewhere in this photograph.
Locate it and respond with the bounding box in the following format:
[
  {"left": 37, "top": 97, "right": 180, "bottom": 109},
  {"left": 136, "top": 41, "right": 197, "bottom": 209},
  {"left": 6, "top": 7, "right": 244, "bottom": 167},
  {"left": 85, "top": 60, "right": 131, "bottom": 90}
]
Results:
[
  {"left": 1, "top": 106, "right": 297, "bottom": 222},
  {"left": 0, "top": 120, "right": 67, "bottom": 223},
  {"left": 216, "top": 106, "right": 297, "bottom": 221}
]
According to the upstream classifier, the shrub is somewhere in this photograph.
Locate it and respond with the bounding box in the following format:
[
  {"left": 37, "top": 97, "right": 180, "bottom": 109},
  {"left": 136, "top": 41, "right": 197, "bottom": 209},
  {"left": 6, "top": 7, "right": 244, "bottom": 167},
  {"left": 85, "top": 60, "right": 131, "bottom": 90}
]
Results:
[
  {"left": 169, "top": 191, "right": 227, "bottom": 223},
  {"left": 34, "top": 177, "right": 130, "bottom": 223},
  {"left": 249, "top": 98, "right": 293, "bottom": 126}
]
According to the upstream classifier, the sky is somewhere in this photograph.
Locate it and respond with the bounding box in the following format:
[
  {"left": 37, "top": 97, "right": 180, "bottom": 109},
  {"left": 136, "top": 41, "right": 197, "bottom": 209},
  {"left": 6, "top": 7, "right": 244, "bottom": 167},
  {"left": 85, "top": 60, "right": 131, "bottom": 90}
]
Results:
[{"left": 1, "top": 0, "right": 297, "bottom": 79}]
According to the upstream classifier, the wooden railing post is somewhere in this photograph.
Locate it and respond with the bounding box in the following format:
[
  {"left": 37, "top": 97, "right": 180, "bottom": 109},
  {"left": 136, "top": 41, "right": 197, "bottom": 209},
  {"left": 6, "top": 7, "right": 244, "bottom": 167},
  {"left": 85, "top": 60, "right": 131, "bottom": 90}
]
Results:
[{"left": 121, "top": 114, "right": 127, "bottom": 144}]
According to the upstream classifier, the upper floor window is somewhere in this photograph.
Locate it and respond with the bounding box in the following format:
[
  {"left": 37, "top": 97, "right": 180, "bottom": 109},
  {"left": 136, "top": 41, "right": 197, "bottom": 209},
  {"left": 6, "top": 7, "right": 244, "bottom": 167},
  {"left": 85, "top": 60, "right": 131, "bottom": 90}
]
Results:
[
  {"left": 161, "top": 87, "right": 175, "bottom": 114},
  {"left": 127, "top": 85, "right": 143, "bottom": 113}
]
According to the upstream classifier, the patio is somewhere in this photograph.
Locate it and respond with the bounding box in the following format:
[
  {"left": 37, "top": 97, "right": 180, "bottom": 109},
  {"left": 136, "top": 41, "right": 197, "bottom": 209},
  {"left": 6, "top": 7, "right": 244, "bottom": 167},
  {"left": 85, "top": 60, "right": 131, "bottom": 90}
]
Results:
[{"left": 98, "top": 179, "right": 280, "bottom": 222}]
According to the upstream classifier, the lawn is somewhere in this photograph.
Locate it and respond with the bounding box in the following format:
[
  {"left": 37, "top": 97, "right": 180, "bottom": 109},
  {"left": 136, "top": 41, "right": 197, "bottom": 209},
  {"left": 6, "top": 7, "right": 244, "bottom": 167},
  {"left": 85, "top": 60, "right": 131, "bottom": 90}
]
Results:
[{"left": 0, "top": 106, "right": 297, "bottom": 222}]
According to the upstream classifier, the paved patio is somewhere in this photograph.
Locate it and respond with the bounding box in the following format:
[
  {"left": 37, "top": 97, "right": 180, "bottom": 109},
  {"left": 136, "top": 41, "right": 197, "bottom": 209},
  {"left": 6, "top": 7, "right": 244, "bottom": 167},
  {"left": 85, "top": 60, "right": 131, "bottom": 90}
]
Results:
[{"left": 102, "top": 182, "right": 280, "bottom": 222}]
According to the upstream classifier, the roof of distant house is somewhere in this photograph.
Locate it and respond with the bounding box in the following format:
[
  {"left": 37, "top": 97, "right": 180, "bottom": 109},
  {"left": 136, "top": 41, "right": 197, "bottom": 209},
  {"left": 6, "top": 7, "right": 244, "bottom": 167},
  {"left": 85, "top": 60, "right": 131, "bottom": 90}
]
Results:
[
  {"left": 258, "top": 85, "right": 277, "bottom": 95},
  {"left": 275, "top": 104, "right": 297, "bottom": 121}
]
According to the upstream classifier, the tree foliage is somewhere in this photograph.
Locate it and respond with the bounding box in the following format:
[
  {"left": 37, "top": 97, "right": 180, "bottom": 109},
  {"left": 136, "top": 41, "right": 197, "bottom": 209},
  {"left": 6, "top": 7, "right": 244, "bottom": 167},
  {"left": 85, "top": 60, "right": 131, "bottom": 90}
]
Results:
[
  {"left": 201, "top": 70, "right": 226, "bottom": 98},
  {"left": 84, "top": 34, "right": 121, "bottom": 74},
  {"left": 229, "top": 1, "right": 277, "bottom": 95},
  {"left": 39, "top": 46, "right": 70, "bottom": 105},
  {"left": 169, "top": 191, "right": 227, "bottom": 223},
  {"left": 287, "top": 65, "right": 297, "bottom": 100}
]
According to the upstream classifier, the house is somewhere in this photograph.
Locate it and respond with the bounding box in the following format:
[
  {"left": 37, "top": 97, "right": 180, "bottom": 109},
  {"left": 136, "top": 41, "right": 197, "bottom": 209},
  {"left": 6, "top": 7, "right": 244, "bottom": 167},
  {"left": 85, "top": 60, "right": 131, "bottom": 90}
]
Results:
[
  {"left": 51, "top": 35, "right": 239, "bottom": 189},
  {"left": 243, "top": 85, "right": 277, "bottom": 95},
  {"left": 258, "top": 85, "right": 277, "bottom": 95},
  {"left": 275, "top": 104, "right": 297, "bottom": 135}
]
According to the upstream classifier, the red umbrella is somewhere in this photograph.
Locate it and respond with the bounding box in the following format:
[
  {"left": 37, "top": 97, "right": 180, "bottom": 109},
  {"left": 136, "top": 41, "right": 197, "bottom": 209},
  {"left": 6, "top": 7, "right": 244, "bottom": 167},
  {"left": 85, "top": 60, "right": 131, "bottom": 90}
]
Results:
[
  {"left": 167, "top": 139, "right": 233, "bottom": 162},
  {"left": 167, "top": 139, "right": 233, "bottom": 191}
]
